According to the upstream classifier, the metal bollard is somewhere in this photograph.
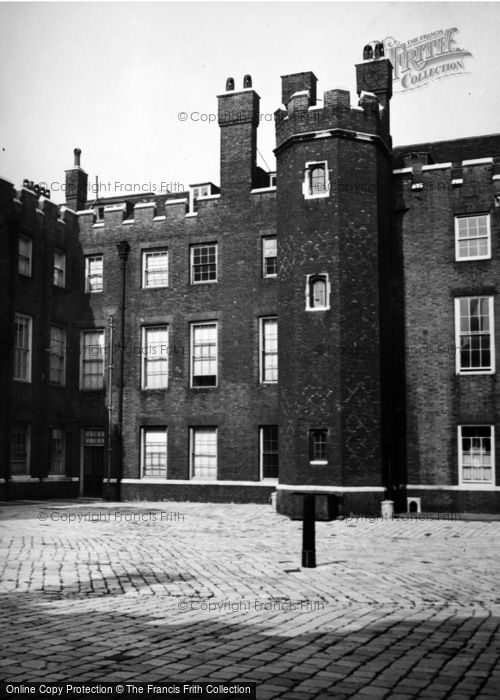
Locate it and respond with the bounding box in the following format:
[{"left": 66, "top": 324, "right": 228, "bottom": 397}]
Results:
[{"left": 302, "top": 494, "right": 316, "bottom": 568}]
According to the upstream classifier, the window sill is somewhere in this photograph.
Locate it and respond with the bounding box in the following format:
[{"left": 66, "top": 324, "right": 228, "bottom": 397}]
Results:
[
  {"left": 309, "top": 460, "right": 328, "bottom": 466},
  {"left": 456, "top": 370, "right": 495, "bottom": 376}
]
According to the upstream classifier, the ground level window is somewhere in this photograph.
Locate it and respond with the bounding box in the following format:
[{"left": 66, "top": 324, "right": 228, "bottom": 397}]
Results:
[
  {"left": 260, "top": 426, "right": 279, "bottom": 479},
  {"left": 310, "top": 429, "right": 327, "bottom": 464},
  {"left": 142, "top": 428, "right": 167, "bottom": 478},
  {"left": 10, "top": 424, "right": 30, "bottom": 475},
  {"left": 190, "top": 427, "right": 217, "bottom": 479},
  {"left": 459, "top": 425, "right": 494, "bottom": 484},
  {"left": 49, "top": 428, "right": 65, "bottom": 474}
]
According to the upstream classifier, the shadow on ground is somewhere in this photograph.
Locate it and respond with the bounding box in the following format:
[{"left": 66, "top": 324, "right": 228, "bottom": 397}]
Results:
[{"left": 0, "top": 591, "right": 499, "bottom": 700}]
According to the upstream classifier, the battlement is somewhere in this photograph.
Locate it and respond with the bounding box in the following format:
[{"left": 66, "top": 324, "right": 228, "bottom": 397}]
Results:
[
  {"left": 275, "top": 88, "right": 388, "bottom": 152},
  {"left": 276, "top": 54, "right": 393, "bottom": 153},
  {"left": 393, "top": 156, "right": 500, "bottom": 208}
]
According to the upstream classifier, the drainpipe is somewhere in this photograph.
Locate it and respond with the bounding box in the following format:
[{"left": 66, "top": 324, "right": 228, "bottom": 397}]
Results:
[
  {"left": 116, "top": 241, "right": 130, "bottom": 502},
  {"left": 105, "top": 315, "right": 114, "bottom": 500}
]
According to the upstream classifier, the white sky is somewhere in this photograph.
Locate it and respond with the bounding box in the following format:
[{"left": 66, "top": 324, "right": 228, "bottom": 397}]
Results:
[{"left": 0, "top": 1, "right": 499, "bottom": 203}]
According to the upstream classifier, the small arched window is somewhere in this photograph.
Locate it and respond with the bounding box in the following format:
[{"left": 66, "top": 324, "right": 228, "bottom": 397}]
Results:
[
  {"left": 311, "top": 277, "right": 326, "bottom": 307},
  {"left": 303, "top": 161, "right": 329, "bottom": 199},
  {"left": 306, "top": 274, "right": 329, "bottom": 310},
  {"left": 310, "top": 166, "right": 326, "bottom": 195}
]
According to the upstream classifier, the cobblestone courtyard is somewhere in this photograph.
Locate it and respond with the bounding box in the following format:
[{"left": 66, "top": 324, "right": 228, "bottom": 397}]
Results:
[{"left": 0, "top": 501, "right": 499, "bottom": 699}]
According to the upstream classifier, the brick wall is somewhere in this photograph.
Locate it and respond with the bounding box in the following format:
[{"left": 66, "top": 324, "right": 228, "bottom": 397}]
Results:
[{"left": 395, "top": 157, "right": 500, "bottom": 494}]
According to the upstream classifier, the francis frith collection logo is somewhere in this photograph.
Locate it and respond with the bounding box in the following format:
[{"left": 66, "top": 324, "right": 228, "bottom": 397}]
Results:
[{"left": 382, "top": 28, "right": 472, "bottom": 92}]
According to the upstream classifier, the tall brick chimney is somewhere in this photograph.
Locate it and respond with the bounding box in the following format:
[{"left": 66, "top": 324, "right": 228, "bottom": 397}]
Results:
[
  {"left": 281, "top": 71, "right": 317, "bottom": 107},
  {"left": 65, "top": 148, "right": 88, "bottom": 211},
  {"left": 355, "top": 51, "right": 393, "bottom": 113},
  {"left": 218, "top": 76, "right": 260, "bottom": 196}
]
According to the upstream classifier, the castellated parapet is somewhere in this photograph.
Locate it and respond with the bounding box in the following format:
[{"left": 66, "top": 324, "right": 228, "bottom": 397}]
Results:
[{"left": 275, "top": 59, "right": 392, "bottom": 153}]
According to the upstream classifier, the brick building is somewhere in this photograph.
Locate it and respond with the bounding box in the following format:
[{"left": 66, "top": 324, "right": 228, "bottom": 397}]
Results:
[{"left": 2, "top": 48, "right": 500, "bottom": 514}]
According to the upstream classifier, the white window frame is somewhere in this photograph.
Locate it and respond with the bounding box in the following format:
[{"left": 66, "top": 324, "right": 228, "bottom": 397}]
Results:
[
  {"left": 53, "top": 249, "right": 66, "bottom": 288},
  {"left": 190, "top": 243, "right": 218, "bottom": 284},
  {"left": 18, "top": 236, "right": 32, "bottom": 277},
  {"left": 49, "top": 428, "right": 65, "bottom": 475},
  {"left": 260, "top": 426, "right": 279, "bottom": 481},
  {"left": 10, "top": 424, "right": 30, "bottom": 475},
  {"left": 259, "top": 316, "right": 278, "bottom": 384},
  {"left": 305, "top": 273, "right": 330, "bottom": 311},
  {"left": 190, "top": 427, "right": 217, "bottom": 480},
  {"left": 141, "top": 326, "right": 169, "bottom": 389},
  {"left": 455, "top": 297, "right": 495, "bottom": 375},
  {"left": 141, "top": 428, "right": 168, "bottom": 479},
  {"left": 262, "top": 237, "right": 277, "bottom": 278},
  {"left": 85, "top": 255, "right": 103, "bottom": 293},
  {"left": 49, "top": 325, "right": 67, "bottom": 386},
  {"left": 142, "top": 249, "right": 169, "bottom": 289},
  {"left": 303, "top": 160, "right": 330, "bottom": 199},
  {"left": 14, "top": 313, "right": 32, "bottom": 383},
  {"left": 455, "top": 215, "right": 491, "bottom": 262},
  {"left": 458, "top": 425, "right": 495, "bottom": 486},
  {"left": 190, "top": 321, "right": 218, "bottom": 388},
  {"left": 80, "top": 330, "right": 105, "bottom": 390}
]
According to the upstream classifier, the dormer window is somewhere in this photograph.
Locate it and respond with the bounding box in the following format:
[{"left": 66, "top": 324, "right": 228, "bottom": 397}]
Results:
[
  {"left": 306, "top": 274, "right": 330, "bottom": 311},
  {"left": 188, "top": 183, "right": 219, "bottom": 213},
  {"left": 303, "top": 161, "right": 329, "bottom": 199}
]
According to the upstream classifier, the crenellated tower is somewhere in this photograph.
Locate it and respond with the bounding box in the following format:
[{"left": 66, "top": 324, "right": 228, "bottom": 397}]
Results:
[{"left": 275, "top": 48, "right": 399, "bottom": 516}]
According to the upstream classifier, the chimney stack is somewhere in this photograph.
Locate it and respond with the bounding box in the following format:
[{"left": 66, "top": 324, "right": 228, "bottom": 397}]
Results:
[
  {"left": 218, "top": 76, "right": 260, "bottom": 196},
  {"left": 65, "top": 147, "right": 88, "bottom": 211}
]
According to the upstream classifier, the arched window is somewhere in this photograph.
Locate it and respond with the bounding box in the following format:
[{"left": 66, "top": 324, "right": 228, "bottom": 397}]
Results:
[
  {"left": 310, "top": 165, "right": 326, "bottom": 195},
  {"left": 306, "top": 274, "right": 329, "bottom": 310},
  {"left": 311, "top": 277, "right": 326, "bottom": 307},
  {"left": 303, "top": 161, "right": 329, "bottom": 199}
]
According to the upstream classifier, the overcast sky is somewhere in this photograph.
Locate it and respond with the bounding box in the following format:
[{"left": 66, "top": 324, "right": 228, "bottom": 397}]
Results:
[{"left": 1, "top": 1, "right": 499, "bottom": 203}]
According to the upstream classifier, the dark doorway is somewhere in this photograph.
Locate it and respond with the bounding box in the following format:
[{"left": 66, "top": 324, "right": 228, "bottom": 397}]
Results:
[{"left": 82, "top": 429, "right": 105, "bottom": 497}]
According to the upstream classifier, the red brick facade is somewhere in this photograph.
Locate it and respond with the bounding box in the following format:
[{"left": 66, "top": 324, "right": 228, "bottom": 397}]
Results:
[{"left": 1, "top": 53, "right": 500, "bottom": 514}]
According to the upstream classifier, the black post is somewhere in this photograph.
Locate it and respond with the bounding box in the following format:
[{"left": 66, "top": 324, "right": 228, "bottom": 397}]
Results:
[{"left": 302, "top": 494, "right": 316, "bottom": 568}]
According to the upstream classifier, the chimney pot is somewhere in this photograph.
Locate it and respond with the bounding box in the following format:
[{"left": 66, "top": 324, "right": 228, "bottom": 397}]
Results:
[
  {"left": 363, "top": 44, "right": 373, "bottom": 60},
  {"left": 74, "top": 148, "right": 81, "bottom": 167}
]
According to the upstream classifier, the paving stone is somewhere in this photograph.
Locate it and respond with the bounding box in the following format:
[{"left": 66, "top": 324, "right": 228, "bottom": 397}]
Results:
[{"left": 0, "top": 501, "right": 499, "bottom": 698}]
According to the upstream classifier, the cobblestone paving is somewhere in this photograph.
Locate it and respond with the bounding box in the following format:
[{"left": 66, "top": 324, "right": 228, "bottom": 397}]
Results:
[{"left": 0, "top": 501, "right": 499, "bottom": 699}]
